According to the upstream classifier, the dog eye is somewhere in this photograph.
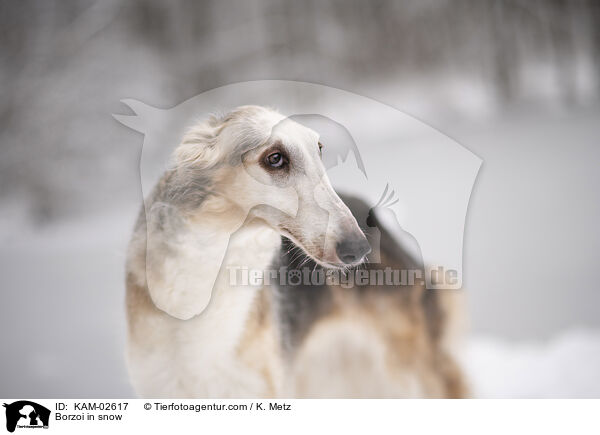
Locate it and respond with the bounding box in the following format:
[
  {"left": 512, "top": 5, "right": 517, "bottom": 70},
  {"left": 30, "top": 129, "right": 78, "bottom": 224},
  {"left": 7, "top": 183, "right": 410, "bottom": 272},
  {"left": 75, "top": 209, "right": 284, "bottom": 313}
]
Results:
[{"left": 266, "top": 152, "right": 285, "bottom": 168}]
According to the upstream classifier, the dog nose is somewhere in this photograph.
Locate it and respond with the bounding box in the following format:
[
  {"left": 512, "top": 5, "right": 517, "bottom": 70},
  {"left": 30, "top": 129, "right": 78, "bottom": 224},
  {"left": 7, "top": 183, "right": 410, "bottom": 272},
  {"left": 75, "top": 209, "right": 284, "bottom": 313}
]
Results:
[{"left": 336, "top": 235, "right": 371, "bottom": 264}]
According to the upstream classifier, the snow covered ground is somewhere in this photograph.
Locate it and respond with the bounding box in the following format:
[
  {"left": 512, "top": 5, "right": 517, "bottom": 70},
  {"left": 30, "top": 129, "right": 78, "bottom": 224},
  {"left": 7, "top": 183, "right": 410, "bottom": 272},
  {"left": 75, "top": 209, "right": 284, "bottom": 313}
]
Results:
[{"left": 466, "top": 330, "right": 600, "bottom": 398}]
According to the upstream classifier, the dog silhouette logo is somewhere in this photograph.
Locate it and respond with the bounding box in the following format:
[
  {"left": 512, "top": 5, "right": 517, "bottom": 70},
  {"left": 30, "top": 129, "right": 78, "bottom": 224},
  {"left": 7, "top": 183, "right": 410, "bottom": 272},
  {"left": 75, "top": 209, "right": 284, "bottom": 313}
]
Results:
[
  {"left": 114, "top": 80, "right": 481, "bottom": 317},
  {"left": 3, "top": 401, "right": 50, "bottom": 432}
]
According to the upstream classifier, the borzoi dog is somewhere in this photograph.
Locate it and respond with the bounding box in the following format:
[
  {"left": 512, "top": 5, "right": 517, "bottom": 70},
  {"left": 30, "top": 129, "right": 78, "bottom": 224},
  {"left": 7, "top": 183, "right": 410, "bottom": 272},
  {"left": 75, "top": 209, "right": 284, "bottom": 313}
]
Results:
[{"left": 125, "top": 105, "right": 467, "bottom": 398}]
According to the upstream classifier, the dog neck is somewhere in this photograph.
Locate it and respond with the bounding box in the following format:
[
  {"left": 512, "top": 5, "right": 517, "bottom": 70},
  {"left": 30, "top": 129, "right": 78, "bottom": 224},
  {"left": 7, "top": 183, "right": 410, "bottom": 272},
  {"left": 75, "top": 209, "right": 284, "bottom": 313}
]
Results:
[{"left": 182, "top": 195, "right": 281, "bottom": 316}]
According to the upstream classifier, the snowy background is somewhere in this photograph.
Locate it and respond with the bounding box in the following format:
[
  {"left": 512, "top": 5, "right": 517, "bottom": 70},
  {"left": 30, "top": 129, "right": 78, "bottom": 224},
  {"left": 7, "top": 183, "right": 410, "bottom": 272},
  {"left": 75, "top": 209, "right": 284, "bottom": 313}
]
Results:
[{"left": 1, "top": 0, "right": 599, "bottom": 398}]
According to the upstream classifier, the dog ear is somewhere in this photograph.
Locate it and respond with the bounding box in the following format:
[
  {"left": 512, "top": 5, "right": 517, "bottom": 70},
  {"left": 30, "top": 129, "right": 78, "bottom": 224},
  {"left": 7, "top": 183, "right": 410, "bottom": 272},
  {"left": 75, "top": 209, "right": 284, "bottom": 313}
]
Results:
[
  {"left": 136, "top": 116, "right": 230, "bottom": 320},
  {"left": 172, "top": 115, "right": 225, "bottom": 170}
]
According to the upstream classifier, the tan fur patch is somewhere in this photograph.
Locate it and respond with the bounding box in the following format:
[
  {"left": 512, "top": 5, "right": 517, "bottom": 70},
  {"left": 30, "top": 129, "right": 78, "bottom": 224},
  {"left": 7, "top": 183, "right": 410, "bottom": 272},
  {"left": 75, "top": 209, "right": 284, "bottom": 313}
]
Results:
[{"left": 236, "top": 288, "right": 283, "bottom": 397}]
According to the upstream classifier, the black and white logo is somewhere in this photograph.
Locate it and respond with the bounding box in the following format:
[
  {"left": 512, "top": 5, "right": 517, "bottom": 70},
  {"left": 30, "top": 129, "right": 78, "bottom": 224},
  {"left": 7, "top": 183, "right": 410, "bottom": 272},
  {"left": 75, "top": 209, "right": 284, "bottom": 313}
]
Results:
[{"left": 3, "top": 401, "right": 50, "bottom": 433}]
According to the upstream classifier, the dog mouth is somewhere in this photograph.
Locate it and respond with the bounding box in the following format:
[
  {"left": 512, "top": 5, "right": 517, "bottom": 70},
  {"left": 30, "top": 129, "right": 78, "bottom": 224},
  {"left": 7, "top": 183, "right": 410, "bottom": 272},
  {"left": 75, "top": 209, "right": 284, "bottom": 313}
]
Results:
[{"left": 280, "top": 228, "right": 362, "bottom": 269}]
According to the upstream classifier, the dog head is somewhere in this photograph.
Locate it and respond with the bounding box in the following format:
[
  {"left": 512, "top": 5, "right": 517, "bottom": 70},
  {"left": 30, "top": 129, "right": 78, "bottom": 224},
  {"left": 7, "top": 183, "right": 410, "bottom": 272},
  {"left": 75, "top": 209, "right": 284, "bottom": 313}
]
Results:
[{"left": 175, "top": 105, "right": 370, "bottom": 267}]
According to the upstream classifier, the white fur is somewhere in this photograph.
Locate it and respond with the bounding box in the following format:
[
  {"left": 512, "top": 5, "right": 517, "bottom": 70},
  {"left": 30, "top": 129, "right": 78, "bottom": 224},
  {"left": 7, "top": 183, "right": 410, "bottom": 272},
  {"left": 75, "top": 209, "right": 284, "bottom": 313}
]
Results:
[
  {"left": 128, "top": 222, "right": 281, "bottom": 397},
  {"left": 287, "top": 316, "right": 425, "bottom": 398}
]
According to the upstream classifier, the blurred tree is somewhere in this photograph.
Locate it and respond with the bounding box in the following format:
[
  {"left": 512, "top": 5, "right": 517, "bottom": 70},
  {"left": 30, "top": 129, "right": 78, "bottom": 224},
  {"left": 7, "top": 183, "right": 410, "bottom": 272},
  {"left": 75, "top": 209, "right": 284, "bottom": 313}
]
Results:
[{"left": 0, "top": 0, "right": 598, "bottom": 222}]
